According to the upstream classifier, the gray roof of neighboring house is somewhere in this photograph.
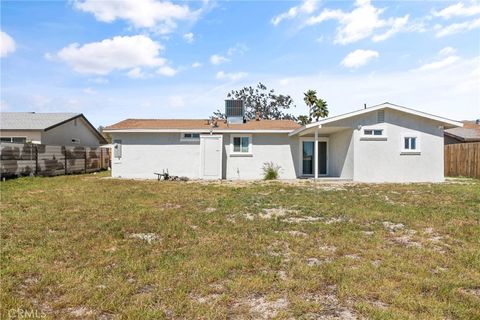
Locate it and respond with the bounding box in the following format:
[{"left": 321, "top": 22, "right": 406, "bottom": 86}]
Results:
[
  {"left": 444, "top": 121, "right": 480, "bottom": 142},
  {"left": 0, "top": 112, "right": 81, "bottom": 130}
]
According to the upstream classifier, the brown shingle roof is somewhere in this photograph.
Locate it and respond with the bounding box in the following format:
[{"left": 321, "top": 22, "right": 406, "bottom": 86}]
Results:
[
  {"left": 444, "top": 120, "right": 480, "bottom": 142},
  {"left": 105, "top": 119, "right": 301, "bottom": 131}
]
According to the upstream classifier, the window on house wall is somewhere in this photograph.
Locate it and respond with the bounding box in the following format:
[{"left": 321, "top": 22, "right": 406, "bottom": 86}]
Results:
[
  {"left": 364, "top": 129, "right": 383, "bottom": 136},
  {"left": 0, "top": 137, "right": 27, "bottom": 143},
  {"left": 181, "top": 133, "right": 200, "bottom": 141},
  {"left": 402, "top": 135, "right": 420, "bottom": 154},
  {"left": 113, "top": 139, "right": 122, "bottom": 158},
  {"left": 404, "top": 137, "right": 417, "bottom": 150},
  {"left": 231, "top": 135, "right": 251, "bottom": 155}
]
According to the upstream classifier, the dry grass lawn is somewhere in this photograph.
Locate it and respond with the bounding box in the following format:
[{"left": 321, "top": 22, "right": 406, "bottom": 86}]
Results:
[{"left": 1, "top": 172, "right": 479, "bottom": 319}]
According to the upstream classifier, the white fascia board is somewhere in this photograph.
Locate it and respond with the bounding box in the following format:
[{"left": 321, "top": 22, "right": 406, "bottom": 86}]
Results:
[
  {"left": 289, "top": 102, "right": 463, "bottom": 136},
  {"left": 103, "top": 129, "right": 293, "bottom": 134},
  {"left": 315, "top": 103, "right": 463, "bottom": 127}
]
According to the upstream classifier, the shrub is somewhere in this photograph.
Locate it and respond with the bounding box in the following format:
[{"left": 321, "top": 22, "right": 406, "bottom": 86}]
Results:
[{"left": 262, "top": 162, "right": 281, "bottom": 180}]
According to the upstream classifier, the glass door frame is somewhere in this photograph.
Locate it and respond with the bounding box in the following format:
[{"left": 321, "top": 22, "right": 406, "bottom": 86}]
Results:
[{"left": 299, "top": 137, "right": 329, "bottom": 177}]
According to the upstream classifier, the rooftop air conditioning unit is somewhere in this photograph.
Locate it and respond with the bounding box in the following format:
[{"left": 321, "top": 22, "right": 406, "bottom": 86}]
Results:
[{"left": 225, "top": 100, "right": 245, "bottom": 124}]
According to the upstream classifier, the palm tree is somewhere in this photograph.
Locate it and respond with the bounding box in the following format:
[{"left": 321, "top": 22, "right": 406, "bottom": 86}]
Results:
[
  {"left": 297, "top": 115, "right": 310, "bottom": 125},
  {"left": 303, "top": 90, "right": 318, "bottom": 122},
  {"left": 311, "top": 98, "right": 329, "bottom": 121}
]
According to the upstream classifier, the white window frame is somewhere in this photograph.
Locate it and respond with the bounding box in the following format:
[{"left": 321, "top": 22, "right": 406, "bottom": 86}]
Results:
[
  {"left": 401, "top": 133, "right": 421, "bottom": 155},
  {"left": 180, "top": 132, "right": 201, "bottom": 142},
  {"left": 298, "top": 137, "right": 329, "bottom": 177},
  {"left": 360, "top": 125, "right": 387, "bottom": 141},
  {"left": 230, "top": 134, "right": 252, "bottom": 157}
]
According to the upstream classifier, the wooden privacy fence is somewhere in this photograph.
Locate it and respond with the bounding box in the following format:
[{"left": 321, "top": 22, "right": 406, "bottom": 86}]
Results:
[
  {"left": 444, "top": 142, "right": 480, "bottom": 179},
  {"left": 0, "top": 143, "right": 110, "bottom": 178}
]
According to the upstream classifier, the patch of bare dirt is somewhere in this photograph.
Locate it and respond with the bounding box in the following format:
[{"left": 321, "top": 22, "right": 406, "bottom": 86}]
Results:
[
  {"left": 383, "top": 221, "right": 422, "bottom": 248},
  {"left": 459, "top": 287, "right": 480, "bottom": 298},
  {"left": 306, "top": 257, "right": 332, "bottom": 266},
  {"left": 284, "top": 216, "right": 323, "bottom": 223},
  {"left": 267, "top": 241, "right": 291, "bottom": 262},
  {"left": 232, "top": 295, "right": 289, "bottom": 319},
  {"left": 129, "top": 233, "right": 159, "bottom": 244},
  {"left": 283, "top": 230, "right": 308, "bottom": 237},
  {"left": 261, "top": 207, "right": 296, "bottom": 219},
  {"left": 65, "top": 307, "right": 95, "bottom": 318},
  {"left": 302, "top": 285, "right": 357, "bottom": 320},
  {"left": 324, "top": 216, "right": 351, "bottom": 224}
]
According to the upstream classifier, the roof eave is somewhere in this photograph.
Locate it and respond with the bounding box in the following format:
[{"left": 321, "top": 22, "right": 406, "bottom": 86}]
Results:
[{"left": 103, "top": 128, "right": 295, "bottom": 133}]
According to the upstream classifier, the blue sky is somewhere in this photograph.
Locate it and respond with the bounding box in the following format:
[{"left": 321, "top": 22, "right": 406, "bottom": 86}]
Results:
[{"left": 1, "top": 0, "right": 479, "bottom": 127}]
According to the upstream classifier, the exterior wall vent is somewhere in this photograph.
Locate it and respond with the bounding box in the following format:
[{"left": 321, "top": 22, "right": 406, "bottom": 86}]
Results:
[
  {"left": 225, "top": 100, "right": 245, "bottom": 124},
  {"left": 377, "top": 110, "right": 385, "bottom": 123}
]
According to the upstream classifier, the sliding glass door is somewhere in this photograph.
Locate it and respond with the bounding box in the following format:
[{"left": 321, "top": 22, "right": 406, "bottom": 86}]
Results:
[
  {"left": 302, "top": 141, "right": 314, "bottom": 175},
  {"left": 302, "top": 140, "right": 328, "bottom": 176}
]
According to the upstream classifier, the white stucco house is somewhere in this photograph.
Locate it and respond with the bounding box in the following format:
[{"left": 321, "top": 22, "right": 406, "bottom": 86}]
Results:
[
  {"left": 104, "top": 102, "right": 462, "bottom": 182},
  {"left": 0, "top": 112, "right": 106, "bottom": 146}
]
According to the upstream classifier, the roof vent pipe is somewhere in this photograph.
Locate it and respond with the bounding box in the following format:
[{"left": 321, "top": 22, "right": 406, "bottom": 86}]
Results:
[{"left": 364, "top": 103, "right": 367, "bottom": 109}]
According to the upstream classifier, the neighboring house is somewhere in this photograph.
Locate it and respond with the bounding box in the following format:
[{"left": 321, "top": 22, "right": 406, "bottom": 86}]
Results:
[
  {"left": 444, "top": 120, "right": 480, "bottom": 144},
  {"left": 0, "top": 112, "right": 106, "bottom": 146},
  {"left": 104, "top": 102, "right": 462, "bottom": 182}
]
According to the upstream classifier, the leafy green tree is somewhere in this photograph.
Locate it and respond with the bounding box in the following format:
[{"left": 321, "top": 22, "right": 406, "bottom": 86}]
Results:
[{"left": 213, "top": 82, "right": 296, "bottom": 120}]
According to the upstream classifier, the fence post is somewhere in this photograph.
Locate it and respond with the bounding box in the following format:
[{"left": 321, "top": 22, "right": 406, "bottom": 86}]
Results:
[
  {"left": 64, "top": 146, "right": 67, "bottom": 175},
  {"left": 35, "top": 145, "right": 39, "bottom": 176},
  {"left": 84, "top": 148, "right": 87, "bottom": 173},
  {"left": 100, "top": 148, "right": 103, "bottom": 170}
]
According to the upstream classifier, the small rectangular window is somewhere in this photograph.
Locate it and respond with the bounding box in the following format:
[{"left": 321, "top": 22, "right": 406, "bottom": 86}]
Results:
[
  {"left": 1, "top": 137, "right": 27, "bottom": 143},
  {"left": 404, "top": 137, "right": 417, "bottom": 150},
  {"left": 181, "top": 133, "right": 200, "bottom": 141},
  {"left": 364, "top": 129, "right": 383, "bottom": 136},
  {"left": 232, "top": 135, "right": 251, "bottom": 154}
]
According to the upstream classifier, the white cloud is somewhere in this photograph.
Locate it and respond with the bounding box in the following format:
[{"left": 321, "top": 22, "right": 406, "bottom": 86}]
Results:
[
  {"left": 1, "top": 31, "right": 16, "bottom": 58},
  {"left": 435, "top": 17, "right": 480, "bottom": 37},
  {"left": 73, "top": 0, "right": 197, "bottom": 34},
  {"left": 215, "top": 71, "right": 248, "bottom": 81},
  {"left": 157, "top": 66, "right": 177, "bottom": 76},
  {"left": 227, "top": 43, "right": 248, "bottom": 56},
  {"left": 210, "top": 54, "right": 229, "bottom": 65},
  {"left": 439, "top": 46, "right": 457, "bottom": 56},
  {"left": 372, "top": 15, "right": 410, "bottom": 42},
  {"left": 57, "top": 35, "right": 166, "bottom": 75},
  {"left": 432, "top": 2, "right": 480, "bottom": 19},
  {"left": 418, "top": 56, "right": 460, "bottom": 71},
  {"left": 417, "top": 47, "right": 461, "bottom": 71},
  {"left": 306, "top": 0, "right": 412, "bottom": 44},
  {"left": 192, "top": 62, "right": 202, "bottom": 68},
  {"left": 271, "top": 0, "right": 318, "bottom": 25},
  {"left": 183, "top": 32, "right": 194, "bottom": 43},
  {"left": 127, "top": 67, "right": 147, "bottom": 79},
  {"left": 273, "top": 57, "right": 479, "bottom": 121},
  {"left": 341, "top": 49, "right": 379, "bottom": 68}
]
